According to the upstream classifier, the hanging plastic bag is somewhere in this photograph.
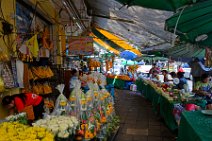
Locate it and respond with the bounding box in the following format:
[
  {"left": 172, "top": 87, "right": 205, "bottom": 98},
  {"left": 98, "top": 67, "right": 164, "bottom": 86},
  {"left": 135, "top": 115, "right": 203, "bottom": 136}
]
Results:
[
  {"left": 86, "top": 89, "right": 94, "bottom": 110},
  {"left": 69, "top": 80, "right": 81, "bottom": 118},
  {"left": 52, "top": 84, "right": 71, "bottom": 116}
]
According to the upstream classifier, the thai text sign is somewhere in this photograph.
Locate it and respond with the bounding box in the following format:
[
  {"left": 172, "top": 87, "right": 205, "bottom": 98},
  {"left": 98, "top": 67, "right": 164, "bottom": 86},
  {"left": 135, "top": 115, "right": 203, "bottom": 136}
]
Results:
[{"left": 69, "top": 37, "right": 94, "bottom": 55}]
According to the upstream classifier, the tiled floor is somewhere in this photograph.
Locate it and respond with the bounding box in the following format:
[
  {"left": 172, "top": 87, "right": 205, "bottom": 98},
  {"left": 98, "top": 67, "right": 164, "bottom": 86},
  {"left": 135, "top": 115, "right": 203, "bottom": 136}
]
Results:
[{"left": 114, "top": 89, "right": 177, "bottom": 141}]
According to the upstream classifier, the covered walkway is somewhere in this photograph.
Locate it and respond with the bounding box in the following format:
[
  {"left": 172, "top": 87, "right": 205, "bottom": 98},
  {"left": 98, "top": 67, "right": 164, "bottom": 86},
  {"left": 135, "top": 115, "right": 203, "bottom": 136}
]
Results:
[{"left": 114, "top": 89, "right": 176, "bottom": 141}]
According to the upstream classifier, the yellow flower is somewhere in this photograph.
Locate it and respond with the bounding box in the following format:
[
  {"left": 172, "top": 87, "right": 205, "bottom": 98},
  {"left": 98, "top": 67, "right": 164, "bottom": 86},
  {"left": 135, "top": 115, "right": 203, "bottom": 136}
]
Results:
[{"left": 0, "top": 122, "right": 54, "bottom": 141}]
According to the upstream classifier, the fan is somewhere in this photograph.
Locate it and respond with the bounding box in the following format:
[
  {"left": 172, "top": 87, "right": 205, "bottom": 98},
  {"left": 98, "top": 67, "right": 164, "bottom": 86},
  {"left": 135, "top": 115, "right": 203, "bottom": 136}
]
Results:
[{"left": 173, "top": 78, "right": 179, "bottom": 85}]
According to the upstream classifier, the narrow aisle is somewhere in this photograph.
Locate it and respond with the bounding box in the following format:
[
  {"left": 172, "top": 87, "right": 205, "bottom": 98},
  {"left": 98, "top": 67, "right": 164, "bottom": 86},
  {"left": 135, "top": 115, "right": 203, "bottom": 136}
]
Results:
[{"left": 114, "top": 89, "right": 176, "bottom": 141}]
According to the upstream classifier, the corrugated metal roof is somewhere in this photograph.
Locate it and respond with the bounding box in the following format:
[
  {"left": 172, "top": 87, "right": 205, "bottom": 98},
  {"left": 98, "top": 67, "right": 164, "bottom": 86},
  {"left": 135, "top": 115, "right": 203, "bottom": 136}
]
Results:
[{"left": 85, "top": 0, "right": 173, "bottom": 50}]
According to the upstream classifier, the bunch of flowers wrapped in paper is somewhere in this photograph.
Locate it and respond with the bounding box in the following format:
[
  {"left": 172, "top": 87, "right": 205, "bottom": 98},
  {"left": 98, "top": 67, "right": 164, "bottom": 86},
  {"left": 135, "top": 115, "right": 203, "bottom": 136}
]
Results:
[{"left": 0, "top": 122, "right": 54, "bottom": 141}]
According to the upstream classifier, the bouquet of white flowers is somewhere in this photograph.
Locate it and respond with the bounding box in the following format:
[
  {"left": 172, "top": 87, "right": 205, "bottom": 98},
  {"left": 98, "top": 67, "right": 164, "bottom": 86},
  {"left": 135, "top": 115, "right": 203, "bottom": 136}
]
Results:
[
  {"left": 5, "top": 112, "right": 27, "bottom": 124},
  {"left": 33, "top": 116, "right": 79, "bottom": 139}
]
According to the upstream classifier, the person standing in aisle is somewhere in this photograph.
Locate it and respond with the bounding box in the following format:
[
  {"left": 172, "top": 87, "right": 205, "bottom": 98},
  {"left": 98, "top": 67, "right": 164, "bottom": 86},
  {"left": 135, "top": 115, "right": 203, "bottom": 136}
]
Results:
[
  {"left": 162, "top": 70, "right": 173, "bottom": 83},
  {"left": 178, "top": 65, "right": 184, "bottom": 73},
  {"left": 177, "top": 72, "right": 188, "bottom": 90},
  {"left": 151, "top": 70, "right": 160, "bottom": 81},
  {"left": 149, "top": 63, "right": 160, "bottom": 77},
  {"left": 69, "top": 69, "right": 79, "bottom": 94}
]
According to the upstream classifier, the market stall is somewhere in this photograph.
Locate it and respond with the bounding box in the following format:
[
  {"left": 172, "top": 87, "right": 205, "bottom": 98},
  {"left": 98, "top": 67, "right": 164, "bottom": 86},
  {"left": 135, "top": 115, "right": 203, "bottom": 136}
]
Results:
[
  {"left": 178, "top": 111, "right": 212, "bottom": 141},
  {"left": 136, "top": 77, "right": 209, "bottom": 131},
  {"left": 0, "top": 72, "right": 120, "bottom": 141},
  {"left": 136, "top": 79, "right": 178, "bottom": 130}
]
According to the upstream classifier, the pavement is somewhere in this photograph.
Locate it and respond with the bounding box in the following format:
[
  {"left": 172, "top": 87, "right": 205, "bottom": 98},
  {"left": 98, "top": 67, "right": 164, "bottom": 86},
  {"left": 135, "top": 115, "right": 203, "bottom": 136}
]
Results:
[{"left": 114, "top": 89, "right": 177, "bottom": 141}]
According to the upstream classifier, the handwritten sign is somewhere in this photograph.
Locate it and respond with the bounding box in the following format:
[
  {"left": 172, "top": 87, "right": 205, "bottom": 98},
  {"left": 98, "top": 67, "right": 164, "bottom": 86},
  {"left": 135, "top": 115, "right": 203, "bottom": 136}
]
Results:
[{"left": 69, "top": 37, "right": 94, "bottom": 55}]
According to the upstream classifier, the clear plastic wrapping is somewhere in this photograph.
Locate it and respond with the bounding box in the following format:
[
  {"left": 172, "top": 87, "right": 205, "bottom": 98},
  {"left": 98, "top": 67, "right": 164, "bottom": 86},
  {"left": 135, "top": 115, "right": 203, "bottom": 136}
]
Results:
[{"left": 51, "top": 84, "right": 71, "bottom": 116}]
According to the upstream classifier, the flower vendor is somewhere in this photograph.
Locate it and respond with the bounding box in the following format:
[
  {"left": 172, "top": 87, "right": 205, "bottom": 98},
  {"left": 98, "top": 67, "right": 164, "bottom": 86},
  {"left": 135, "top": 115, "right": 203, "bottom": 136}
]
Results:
[
  {"left": 2, "top": 93, "right": 44, "bottom": 120},
  {"left": 193, "top": 73, "right": 212, "bottom": 107}
]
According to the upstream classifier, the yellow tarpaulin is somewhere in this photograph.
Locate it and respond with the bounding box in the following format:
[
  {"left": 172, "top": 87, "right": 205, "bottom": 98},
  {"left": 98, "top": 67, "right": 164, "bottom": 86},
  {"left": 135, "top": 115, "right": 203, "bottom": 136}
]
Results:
[
  {"left": 90, "top": 33, "right": 120, "bottom": 55},
  {"left": 96, "top": 28, "right": 141, "bottom": 56}
]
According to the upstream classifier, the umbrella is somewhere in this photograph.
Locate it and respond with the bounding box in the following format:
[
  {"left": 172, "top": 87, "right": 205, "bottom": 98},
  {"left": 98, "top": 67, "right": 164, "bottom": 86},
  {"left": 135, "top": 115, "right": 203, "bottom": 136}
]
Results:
[
  {"left": 120, "top": 50, "right": 138, "bottom": 60},
  {"left": 115, "top": 0, "right": 201, "bottom": 11},
  {"left": 165, "top": 0, "right": 212, "bottom": 47}
]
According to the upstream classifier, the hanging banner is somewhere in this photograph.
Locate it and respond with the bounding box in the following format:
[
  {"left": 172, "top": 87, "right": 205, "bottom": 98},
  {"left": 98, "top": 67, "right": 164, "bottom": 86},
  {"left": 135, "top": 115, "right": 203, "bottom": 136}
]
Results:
[{"left": 68, "top": 37, "right": 94, "bottom": 55}]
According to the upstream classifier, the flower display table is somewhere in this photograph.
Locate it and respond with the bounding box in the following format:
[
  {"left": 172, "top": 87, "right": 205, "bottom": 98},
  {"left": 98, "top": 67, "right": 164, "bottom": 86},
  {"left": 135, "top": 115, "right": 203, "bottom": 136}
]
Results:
[
  {"left": 136, "top": 79, "right": 178, "bottom": 130},
  {"left": 178, "top": 111, "right": 212, "bottom": 141}
]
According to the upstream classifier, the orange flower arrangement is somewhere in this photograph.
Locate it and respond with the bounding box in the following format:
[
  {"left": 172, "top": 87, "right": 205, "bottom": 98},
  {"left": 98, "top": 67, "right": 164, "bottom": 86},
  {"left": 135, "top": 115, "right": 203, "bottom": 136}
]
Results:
[
  {"left": 100, "top": 116, "right": 107, "bottom": 123},
  {"left": 69, "top": 97, "right": 76, "bottom": 102},
  {"left": 84, "top": 130, "right": 94, "bottom": 140},
  {"left": 80, "top": 123, "right": 88, "bottom": 130}
]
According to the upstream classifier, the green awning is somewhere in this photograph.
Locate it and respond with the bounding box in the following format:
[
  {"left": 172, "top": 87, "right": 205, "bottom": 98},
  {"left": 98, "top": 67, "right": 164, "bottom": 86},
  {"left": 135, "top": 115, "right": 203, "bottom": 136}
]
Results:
[
  {"left": 165, "top": 0, "right": 212, "bottom": 47},
  {"left": 115, "top": 0, "right": 201, "bottom": 11},
  {"left": 135, "top": 55, "right": 168, "bottom": 62},
  {"left": 166, "top": 43, "right": 205, "bottom": 59}
]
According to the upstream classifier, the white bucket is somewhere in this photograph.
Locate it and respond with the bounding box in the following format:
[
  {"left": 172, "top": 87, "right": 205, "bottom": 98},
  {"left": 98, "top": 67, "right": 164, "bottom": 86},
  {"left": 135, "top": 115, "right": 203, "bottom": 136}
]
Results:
[{"left": 130, "top": 84, "right": 137, "bottom": 91}]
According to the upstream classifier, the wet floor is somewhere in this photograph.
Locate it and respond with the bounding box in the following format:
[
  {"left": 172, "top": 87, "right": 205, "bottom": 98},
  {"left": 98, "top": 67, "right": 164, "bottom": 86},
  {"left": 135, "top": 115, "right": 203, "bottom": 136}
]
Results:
[{"left": 114, "top": 89, "right": 177, "bottom": 141}]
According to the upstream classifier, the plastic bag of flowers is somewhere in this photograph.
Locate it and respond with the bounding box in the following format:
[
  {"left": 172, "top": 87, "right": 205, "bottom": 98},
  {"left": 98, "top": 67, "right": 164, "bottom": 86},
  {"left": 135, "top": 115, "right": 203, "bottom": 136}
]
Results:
[
  {"left": 85, "top": 89, "right": 94, "bottom": 110},
  {"left": 52, "top": 84, "right": 71, "bottom": 116},
  {"left": 99, "top": 73, "right": 107, "bottom": 86},
  {"left": 69, "top": 80, "right": 85, "bottom": 118}
]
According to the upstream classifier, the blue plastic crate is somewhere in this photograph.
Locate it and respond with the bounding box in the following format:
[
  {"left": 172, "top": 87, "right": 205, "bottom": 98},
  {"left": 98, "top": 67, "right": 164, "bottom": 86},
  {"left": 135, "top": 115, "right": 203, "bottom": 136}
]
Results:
[{"left": 125, "top": 81, "right": 134, "bottom": 90}]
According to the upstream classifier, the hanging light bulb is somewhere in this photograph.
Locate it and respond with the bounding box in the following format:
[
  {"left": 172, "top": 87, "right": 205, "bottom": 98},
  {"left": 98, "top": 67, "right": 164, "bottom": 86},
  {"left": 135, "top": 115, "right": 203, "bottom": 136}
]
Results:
[{"left": 195, "top": 34, "right": 208, "bottom": 42}]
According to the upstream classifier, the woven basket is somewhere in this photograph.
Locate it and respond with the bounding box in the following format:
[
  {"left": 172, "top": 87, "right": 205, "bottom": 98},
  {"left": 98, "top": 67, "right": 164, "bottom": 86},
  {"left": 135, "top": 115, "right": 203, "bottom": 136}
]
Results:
[{"left": 22, "top": 105, "right": 35, "bottom": 120}]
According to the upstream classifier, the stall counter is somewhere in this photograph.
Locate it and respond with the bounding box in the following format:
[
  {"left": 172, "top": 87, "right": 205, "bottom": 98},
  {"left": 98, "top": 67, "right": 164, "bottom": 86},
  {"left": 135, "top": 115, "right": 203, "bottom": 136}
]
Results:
[{"left": 178, "top": 111, "right": 212, "bottom": 141}]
